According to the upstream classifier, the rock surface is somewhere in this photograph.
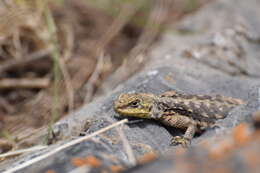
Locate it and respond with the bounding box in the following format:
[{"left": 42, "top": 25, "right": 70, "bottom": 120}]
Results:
[{"left": 2, "top": 0, "right": 260, "bottom": 172}]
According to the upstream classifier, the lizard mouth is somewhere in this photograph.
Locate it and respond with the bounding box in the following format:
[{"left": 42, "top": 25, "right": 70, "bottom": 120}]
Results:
[{"left": 114, "top": 107, "right": 151, "bottom": 119}]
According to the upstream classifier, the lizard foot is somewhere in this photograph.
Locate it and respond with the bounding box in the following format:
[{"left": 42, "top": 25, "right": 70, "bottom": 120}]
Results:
[{"left": 171, "top": 136, "right": 190, "bottom": 147}]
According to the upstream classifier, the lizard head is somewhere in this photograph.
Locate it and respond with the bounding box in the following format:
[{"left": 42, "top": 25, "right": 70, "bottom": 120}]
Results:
[{"left": 114, "top": 93, "right": 156, "bottom": 119}]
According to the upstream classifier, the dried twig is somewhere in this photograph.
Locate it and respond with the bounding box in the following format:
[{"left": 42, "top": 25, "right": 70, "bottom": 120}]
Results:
[
  {"left": 61, "top": 22, "right": 74, "bottom": 62},
  {"left": 4, "top": 119, "right": 128, "bottom": 173},
  {"left": 58, "top": 58, "right": 74, "bottom": 111},
  {"left": 0, "top": 46, "right": 54, "bottom": 73},
  {"left": 0, "top": 145, "right": 47, "bottom": 158},
  {"left": 59, "top": 23, "right": 75, "bottom": 111},
  {"left": 12, "top": 29, "right": 23, "bottom": 60},
  {"left": 117, "top": 124, "right": 136, "bottom": 166},
  {"left": 0, "top": 78, "right": 50, "bottom": 89}
]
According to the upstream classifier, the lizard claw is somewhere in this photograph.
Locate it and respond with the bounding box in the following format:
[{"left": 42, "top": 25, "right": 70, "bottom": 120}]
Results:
[{"left": 171, "top": 136, "right": 190, "bottom": 147}]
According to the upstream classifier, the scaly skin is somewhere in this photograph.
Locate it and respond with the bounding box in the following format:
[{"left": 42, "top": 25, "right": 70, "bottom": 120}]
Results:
[{"left": 114, "top": 91, "right": 244, "bottom": 147}]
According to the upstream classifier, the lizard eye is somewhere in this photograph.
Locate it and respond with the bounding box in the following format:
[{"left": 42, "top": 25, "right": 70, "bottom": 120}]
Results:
[{"left": 130, "top": 100, "right": 140, "bottom": 108}]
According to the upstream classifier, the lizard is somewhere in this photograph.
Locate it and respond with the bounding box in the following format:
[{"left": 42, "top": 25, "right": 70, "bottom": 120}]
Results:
[{"left": 113, "top": 91, "right": 244, "bottom": 146}]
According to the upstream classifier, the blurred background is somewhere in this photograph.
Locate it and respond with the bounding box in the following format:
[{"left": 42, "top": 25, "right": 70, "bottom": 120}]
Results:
[{"left": 0, "top": 0, "right": 210, "bottom": 154}]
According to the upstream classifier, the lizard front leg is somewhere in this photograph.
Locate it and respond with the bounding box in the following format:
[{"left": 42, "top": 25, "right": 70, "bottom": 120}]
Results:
[
  {"left": 159, "top": 114, "right": 197, "bottom": 147},
  {"left": 172, "top": 123, "right": 197, "bottom": 147}
]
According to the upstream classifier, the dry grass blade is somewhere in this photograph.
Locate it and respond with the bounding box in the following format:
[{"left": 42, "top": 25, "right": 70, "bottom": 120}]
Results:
[
  {"left": 58, "top": 58, "right": 74, "bottom": 111},
  {"left": 58, "top": 23, "right": 75, "bottom": 111},
  {"left": 0, "top": 145, "right": 47, "bottom": 158},
  {"left": 117, "top": 124, "right": 136, "bottom": 166},
  {"left": 0, "top": 78, "right": 50, "bottom": 89},
  {"left": 0, "top": 46, "right": 54, "bottom": 73}
]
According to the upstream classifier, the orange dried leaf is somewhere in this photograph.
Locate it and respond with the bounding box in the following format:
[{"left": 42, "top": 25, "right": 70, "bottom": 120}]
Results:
[
  {"left": 45, "top": 170, "right": 56, "bottom": 173},
  {"left": 110, "top": 165, "right": 124, "bottom": 173},
  {"left": 137, "top": 152, "right": 157, "bottom": 164},
  {"left": 85, "top": 155, "right": 102, "bottom": 168},
  {"left": 233, "top": 123, "right": 251, "bottom": 146},
  {"left": 71, "top": 157, "right": 87, "bottom": 167},
  {"left": 208, "top": 139, "right": 233, "bottom": 160}
]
